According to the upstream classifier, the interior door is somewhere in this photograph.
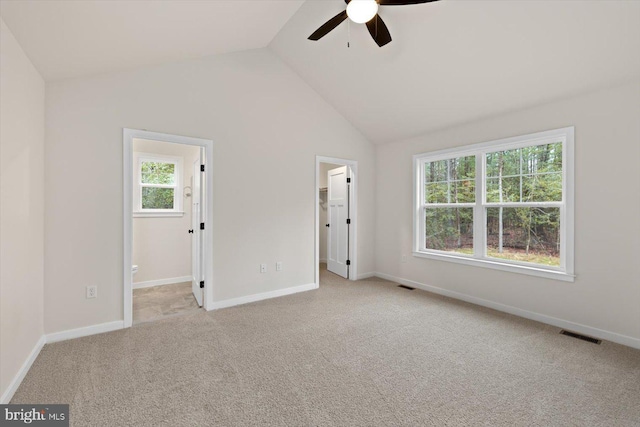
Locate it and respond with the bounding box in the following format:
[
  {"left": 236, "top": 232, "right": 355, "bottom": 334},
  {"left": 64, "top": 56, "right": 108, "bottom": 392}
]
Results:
[
  {"left": 191, "top": 155, "right": 204, "bottom": 306},
  {"left": 327, "top": 166, "right": 349, "bottom": 278}
]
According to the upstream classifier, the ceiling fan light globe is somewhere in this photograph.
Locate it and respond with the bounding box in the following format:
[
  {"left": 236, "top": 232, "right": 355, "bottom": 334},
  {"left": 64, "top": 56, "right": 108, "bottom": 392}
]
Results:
[{"left": 346, "top": 0, "right": 379, "bottom": 24}]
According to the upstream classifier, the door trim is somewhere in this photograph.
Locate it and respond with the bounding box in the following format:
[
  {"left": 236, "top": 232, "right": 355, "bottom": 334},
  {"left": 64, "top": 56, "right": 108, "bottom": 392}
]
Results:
[
  {"left": 123, "top": 128, "right": 214, "bottom": 328},
  {"left": 315, "top": 156, "right": 358, "bottom": 286}
]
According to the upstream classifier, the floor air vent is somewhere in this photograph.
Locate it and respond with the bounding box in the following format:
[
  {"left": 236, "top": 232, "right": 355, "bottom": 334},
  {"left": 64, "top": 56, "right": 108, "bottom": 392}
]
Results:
[
  {"left": 397, "top": 285, "right": 415, "bottom": 291},
  {"left": 560, "top": 330, "right": 602, "bottom": 345}
]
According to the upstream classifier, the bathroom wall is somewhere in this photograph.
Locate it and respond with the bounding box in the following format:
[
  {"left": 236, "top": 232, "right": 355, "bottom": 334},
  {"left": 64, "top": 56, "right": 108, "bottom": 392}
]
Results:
[
  {"left": 132, "top": 139, "right": 200, "bottom": 285},
  {"left": 318, "top": 163, "right": 341, "bottom": 263}
]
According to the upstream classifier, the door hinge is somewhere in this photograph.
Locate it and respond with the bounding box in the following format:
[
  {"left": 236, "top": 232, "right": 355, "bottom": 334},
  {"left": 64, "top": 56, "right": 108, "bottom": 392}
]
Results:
[
  {"left": 346, "top": 177, "right": 351, "bottom": 183},
  {"left": 200, "top": 165, "right": 205, "bottom": 172},
  {"left": 200, "top": 223, "right": 205, "bottom": 230},
  {"left": 346, "top": 218, "right": 351, "bottom": 224},
  {"left": 199, "top": 281, "right": 204, "bottom": 289},
  {"left": 346, "top": 260, "right": 351, "bottom": 266}
]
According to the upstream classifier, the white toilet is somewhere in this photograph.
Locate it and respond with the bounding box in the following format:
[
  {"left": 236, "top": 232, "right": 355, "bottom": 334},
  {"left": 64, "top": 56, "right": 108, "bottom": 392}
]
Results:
[{"left": 132, "top": 265, "right": 138, "bottom": 276}]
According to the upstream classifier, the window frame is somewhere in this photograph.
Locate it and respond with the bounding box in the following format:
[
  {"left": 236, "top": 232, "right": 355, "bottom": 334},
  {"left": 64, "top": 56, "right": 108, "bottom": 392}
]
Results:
[
  {"left": 133, "top": 152, "right": 184, "bottom": 217},
  {"left": 413, "top": 127, "right": 574, "bottom": 282}
]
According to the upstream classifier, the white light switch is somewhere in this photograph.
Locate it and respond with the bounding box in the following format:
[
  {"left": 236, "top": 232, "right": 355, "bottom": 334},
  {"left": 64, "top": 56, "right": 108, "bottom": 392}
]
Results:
[
  {"left": 276, "top": 262, "right": 283, "bottom": 271},
  {"left": 260, "top": 263, "right": 267, "bottom": 273}
]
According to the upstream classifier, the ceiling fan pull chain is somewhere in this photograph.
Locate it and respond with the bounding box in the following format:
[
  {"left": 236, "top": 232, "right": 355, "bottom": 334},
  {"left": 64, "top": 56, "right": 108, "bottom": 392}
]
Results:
[{"left": 347, "top": 19, "right": 351, "bottom": 48}]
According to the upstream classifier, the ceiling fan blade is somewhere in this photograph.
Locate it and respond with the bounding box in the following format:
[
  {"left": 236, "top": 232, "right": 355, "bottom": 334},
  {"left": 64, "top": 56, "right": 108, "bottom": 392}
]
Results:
[
  {"left": 308, "top": 10, "right": 349, "bottom": 41},
  {"left": 366, "top": 15, "right": 392, "bottom": 47},
  {"left": 379, "top": 0, "right": 439, "bottom": 5}
]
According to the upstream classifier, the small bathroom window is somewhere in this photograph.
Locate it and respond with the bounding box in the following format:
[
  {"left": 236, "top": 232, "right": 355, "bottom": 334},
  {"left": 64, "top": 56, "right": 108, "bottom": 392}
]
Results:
[{"left": 133, "top": 152, "right": 184, "bottom": 217}]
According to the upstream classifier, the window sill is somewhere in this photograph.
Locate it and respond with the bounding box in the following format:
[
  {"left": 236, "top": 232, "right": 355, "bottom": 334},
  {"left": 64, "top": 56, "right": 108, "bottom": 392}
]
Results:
[
  {"left": 412, "top": 251, "right": 575, "bottom": 282},
  {"left": 133, "top": 211, "right": 184, "bottom": 218}
]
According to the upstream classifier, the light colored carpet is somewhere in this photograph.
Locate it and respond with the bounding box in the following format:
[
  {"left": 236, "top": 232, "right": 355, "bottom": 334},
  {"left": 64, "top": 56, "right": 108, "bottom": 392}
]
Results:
[
  {"left": 133, "top": 281, "right": 201, "bottom": 325},
  {"left": 11, "top": 266, "right": 640, "bottom": 426}
]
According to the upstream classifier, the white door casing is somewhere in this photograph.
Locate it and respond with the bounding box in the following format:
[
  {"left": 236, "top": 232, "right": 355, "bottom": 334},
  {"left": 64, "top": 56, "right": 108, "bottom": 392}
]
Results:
[
  {"left": 124, "top": 128, "right": 214, "bottom": 328},
  {"left": 327, "top": 166, "right": 349, "bottom": 278},
  {"left": 191, "top": 158, "right": 203, "bottom": 306}
]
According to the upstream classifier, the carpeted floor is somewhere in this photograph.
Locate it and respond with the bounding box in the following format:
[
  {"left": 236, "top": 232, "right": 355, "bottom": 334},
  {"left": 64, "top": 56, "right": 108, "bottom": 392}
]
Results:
[
  {"left": 133, "top": 281, "right": 201, "bottom": 325},
  {"left": 11, "top": 266, "right": 640, "bottom": 426}
]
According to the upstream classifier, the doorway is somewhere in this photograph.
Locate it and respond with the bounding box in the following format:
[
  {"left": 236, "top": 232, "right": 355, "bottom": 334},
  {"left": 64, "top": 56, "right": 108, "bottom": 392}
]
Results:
[
  {"left": 315, "top": 156, "right": 358, "bottom": 285},
  {"left": 123, "top": 129, "right": 214, "bottom": 328}
]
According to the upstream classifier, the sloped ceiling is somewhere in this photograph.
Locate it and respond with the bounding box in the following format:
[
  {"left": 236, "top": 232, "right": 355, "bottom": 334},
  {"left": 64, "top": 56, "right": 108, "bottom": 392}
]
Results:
[
  {"left": 0, "top": 0, "right": 304, "bottom": 81},
  {"left": 271, "top": 0, "right": 640, "bottom": 144},
  {"left": 2, "top": 1, "right": 639, "bottom": 144}
]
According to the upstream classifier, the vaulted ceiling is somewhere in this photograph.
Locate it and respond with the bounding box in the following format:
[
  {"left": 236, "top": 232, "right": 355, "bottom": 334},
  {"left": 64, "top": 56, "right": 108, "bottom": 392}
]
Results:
[
  {"left": 0, "top": 0, "right": 304, "bottom": 81},
  {"left": 2, "top": 0, "right": 639, "bottom": 144},
  {"left": 271, "top": 0, "right": 640, "bottom": 143}
]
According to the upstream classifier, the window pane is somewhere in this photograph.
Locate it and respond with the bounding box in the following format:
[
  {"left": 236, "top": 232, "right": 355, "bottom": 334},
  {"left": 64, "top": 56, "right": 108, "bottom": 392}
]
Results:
[
  {"left": 141, "top": 161, "right": 175, "bottom": 185},
  {"left": 141, "top": 187, "right": 174, "bottom": 209},
  {"left": 486, "top": 142, "right": 563, "bottom": 203},
  {"left": 486, "top": 176, "right": 521, "bottom": 203},
  {"left": 486, "top": 149, "right": 520, "bottom": 178},
  {"left": 425, "top": 182, "right": 448, "bottom": 204},
  {"left": 521, "top": 143, "right": 562, "bottom": 175},
  {"left": 451, "top": 156, "right": 476, "bottom": 180},
  {"left": 425, "top": 208, "right": 473, "bottom": 254},
  {"left": 424, "top": 160, "right": 448, "bottom": 183},
  {"left": 486, "top": 207, "right": 560, "bottom": 266},
  {"left": 522, "top": 173, "right": 562, "bottom": 202},
  {"left": 453, "top": 180, "right": 475, "bottom": 203},
  {"left": 424, "top": 156, "right": 475, "bottom": 204}
]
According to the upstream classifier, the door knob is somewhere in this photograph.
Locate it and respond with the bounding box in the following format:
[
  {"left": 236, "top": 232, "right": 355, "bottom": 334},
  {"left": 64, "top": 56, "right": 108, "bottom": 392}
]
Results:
[
  {"left": 326, "top": 224, "right": 330, "bottom": 227},
  {"left": 188, "top": 229, "right": 194, "bottom": 234}
]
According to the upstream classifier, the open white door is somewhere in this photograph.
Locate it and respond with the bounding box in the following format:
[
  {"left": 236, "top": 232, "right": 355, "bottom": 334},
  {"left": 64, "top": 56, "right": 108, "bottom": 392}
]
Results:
[
  {"left": 327, "top": 166, "right": 350, "bottom": 278},
  {"left": 191, "top": 153, "right": 204, "bottom": 306}
]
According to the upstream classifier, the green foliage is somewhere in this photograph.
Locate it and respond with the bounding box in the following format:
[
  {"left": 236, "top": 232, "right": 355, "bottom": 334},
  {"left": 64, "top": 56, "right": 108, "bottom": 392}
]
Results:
[
  {"left": 423, "top": 156, "right": 475, "bottom": 252},
  {"left": 486, "top": 142, "right": 562, "bottom": 203},
  {"left": 141, "top": 187, "right": 174, "bottom": 209},
  {"left": 425, "top": 208, "right": 474, "bottom": 252},
  {"left": 423, "top": 143, "right": 563, "bottom": 264},
  {"left": 487, "top": 207, "right": 560, "bottom": 263},
  {"left": 424, "top": 156, "right": 475, "bottom": 204},
  {"left": 140, "top": 161, "right": 176, "bottom": 210},
  {"left": 141, "top": 161, "right": 175, "bottom": 185}
]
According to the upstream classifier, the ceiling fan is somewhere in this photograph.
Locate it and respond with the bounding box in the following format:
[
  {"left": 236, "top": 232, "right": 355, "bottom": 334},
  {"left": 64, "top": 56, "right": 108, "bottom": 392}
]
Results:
[{"left": 308, "top": 0, "right": 439, "bottom": 48}]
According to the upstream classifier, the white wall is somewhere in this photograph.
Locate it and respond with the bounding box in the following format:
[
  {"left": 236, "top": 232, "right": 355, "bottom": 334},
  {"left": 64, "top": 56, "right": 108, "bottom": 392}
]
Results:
[
  {"left": 318, "top": 162, "right": 341, "bottom": 262},
  {"left": 133, "top": 139, "right": 200, "bottom": 284},
  {"left": 44, "top": 48, "right": 376, "bottom": 333},
  {"left": 375, "top": 81, "right": 640, "bottom": 344},
  {"left": 0, "top": 19, "right": 45, "bottom": 400}
]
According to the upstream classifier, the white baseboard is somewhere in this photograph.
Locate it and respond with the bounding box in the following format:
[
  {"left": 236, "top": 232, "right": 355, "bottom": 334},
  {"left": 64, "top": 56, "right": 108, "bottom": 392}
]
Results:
[
  {"left": 356, "top": 272, "right": 376, "bottom": 280},
  {"left": 208, "top": 282, "right": 318, "bottom": 311},
  {"left": 2, "top": 321, "right": 125, "bottom": 402},
  {"left": 46, "top": 320, "right": 124, "bottom": 344},
  {"left": 0, "top": 335, "right": 46, "bottom": 404},
  {"left": 133, "top": 275, "right": 192, "bottom": 289},
  {"left": 374, "top": 272, "right": 640, "bottom": 350}
]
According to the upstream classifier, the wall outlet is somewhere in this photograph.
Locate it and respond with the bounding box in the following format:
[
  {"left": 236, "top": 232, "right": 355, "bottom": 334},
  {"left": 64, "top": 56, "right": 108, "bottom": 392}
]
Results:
[
  {"left": 276, "top": 261, "right": 283, "bottom": 271},
  {"left": 86, "top": 285, "right": 97, "bottom": 299},
  {"left": 260, "top": 263, "right": 267, "bottom": 273}
]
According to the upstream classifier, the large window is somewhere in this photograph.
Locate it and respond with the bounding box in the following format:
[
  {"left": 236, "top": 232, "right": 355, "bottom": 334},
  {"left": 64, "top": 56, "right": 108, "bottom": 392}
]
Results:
[
  {"left": 414, "top": 127, "right": 574, "bottom": 281},
  {"left": 133, "top": 153, "right": 183, "bottom": 217}
]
